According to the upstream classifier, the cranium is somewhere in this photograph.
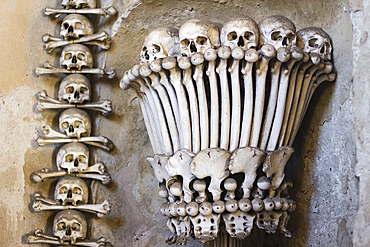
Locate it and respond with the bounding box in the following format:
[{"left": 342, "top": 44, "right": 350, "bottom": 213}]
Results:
[
  {"left": 58, "top": 74, "right": 91, "bottom": 104},
  {"left": 61, "top": 0, "right": 96, "bottom": 9},
  {"left": 54, "top": 176, "right": 89, "bottom": 205},
  {"left": 56, "top": 143, "right": 89, "bottom": 173},
  {"left": 297, "top": 27, "right": 332, "bottom": 61},
  {"left": 220, "top": 16, "right": 259, "bottom": 50},
  {"left": 60, "top": 44, "right": 93, "bottom": 70},
  {"left": 139, "top": 27, "right": 180, "bottom": 64},
  {"left": 53, "top": 210, "right": 87, "bottom": 244},
  {"left": 259, "top": 15, "right": 296, "bottom": 50},
  {"left": 59, "top": 108, "right": 92, "bottom": 138},
  {"left": 179, "top": 19, "right": 220, "bottom": 57},
  {"left": 60, "top": 14, "right": 94, "bottom": 40}
]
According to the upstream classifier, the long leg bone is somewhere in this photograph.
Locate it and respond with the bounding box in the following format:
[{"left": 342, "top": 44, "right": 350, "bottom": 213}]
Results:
[
  {"left": 32, "top": 169, "right": 67, "bottom": 182},
  {"left": 26, "top": 230, "right": 60, "bottom": 245},
  {"left": 163, "top": 57, "right": 192, "bottom": 151},
  {"left": 43, "top": 32, "right": 111, "bottom": 53},
  {"left": 140, "top": 63, "right": 173, "bottom": 155},
  {"left": 250, "top": 44, "right": 276, "bottom": 147},
  {"left": 44, "top": 6, "right": 117, "bottom": 18},
  {"left": 35, "top": 90, "right": 61, "bottom": 104},
  {"left": 267, "top": 47, "right": 304, "bottom": 151},
  {"left": 259, "top": 47, "right": 291, "bottom": 150},
  {"left": 217, "top": 46, "right": 232, "bottom": 150},
  {"left": 191, "top": 53, "right": 209, "bottom": 150},
  {"left": 36, "top": 62, "right": 115, "bottom": 79},
  {"left": 239, "top": 49, "right": 259, "bottom": 148},
  {"left": 150, "top": 59, "right": 180, "bottom": 152},
  {"left": 178, "top": 57, "right": 200, "bottom": 153},
  {"left": 204, "top": 48, "right": 219, "bottom": 148},
  {"left": 229, "top": 47, "right": 245, "bottom": 152},
  {"left": 37, "top": 100, "right": 112, "bottom": 115}
]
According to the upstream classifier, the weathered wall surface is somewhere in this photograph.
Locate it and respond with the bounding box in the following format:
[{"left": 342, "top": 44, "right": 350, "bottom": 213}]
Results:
[{"left": 0, "top": 0, "right": 364, "bottom": 246}]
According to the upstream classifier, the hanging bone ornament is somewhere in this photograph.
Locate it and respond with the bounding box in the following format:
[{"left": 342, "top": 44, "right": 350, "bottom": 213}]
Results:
[
  {"left": 297, "top": 27, "right": 332, "bottom": 61},
  {"left": 259, "top": 15, "right": 297, "bottom": 50},
  {"left": 179, "top": 19, "right": 220, "bottom": 57},
  {"left": 190, "top": 209, "right": 221, "bottom": 243},
  {"left": 36, "top": 44, "right": 115, "bottom": 78},
  {"left": 36, "top": 109, "right": 114, "bottom": 151},
  {"left": 256, "top": 210, "right": 283, "bottom": 234},
  {"left": 223, "top": 210, "right": 255, "bottom": 239},
  {"left": 220, "top": 15, "right": 259, "bottom": 51},
  {"left": 166, "top": 216, "right": 191, "bottom": 245},
  {"left": 139, "top": 27, "right": 180, "bottom": 64}
]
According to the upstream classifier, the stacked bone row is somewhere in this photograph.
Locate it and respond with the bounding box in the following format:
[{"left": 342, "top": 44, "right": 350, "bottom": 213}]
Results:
[
  {"left": 121, "top": 15, "right": 335, "bottom": 245},
  {"left": 148, "top": 146, "right": 294, "bottom": 244},
  {"left": 26, "top": 1, "right": 116, "bottom": 246}
]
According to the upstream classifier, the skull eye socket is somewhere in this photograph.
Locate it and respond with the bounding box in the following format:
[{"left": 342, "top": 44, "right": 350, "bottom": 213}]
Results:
[
  {"left": 244, "top": 31, "right": 254, "bottom": 41},
  {"left": 142, "top": 46, "right": 147, "bottom": 52},
  {"left": 78, "top": 155, "right": 86, "bottom": 163},
  {"left": 74, "top": 120, "right": 83, "bottom": 128},
  {"left": 196, "top": 36, "right": 207, "bottom": 45},
  {"left": 308, "top": 38, "right": 318, "bottom": 47},
  {"left": 57, "top": 222, "right": 66, "bottom": 231},
  {"left": 271, "top": 31, "right": 282, "bottom": 41},
  {"left": 66, "top": 86, "right": 74, "bottom": 94},
  {"left": 180, "top": 39, "right": 190, "bottom": 47},
  {"left": 59, "top": 186, "right": 68, "bottom": 194},
  {"left": 286, "top": 33, "right": 296, "bottom": 44},
  {"left": 152, "top": 44, "right": 161, "bottom": 53},
  {"left": 61, "top": 121, "right": 69, "bottom": 129},
  {"left": 227, "top": 31, "right": 238, "bottom": 41},
  {"left": 73, "top": 187, "right": 82, "bottom": 195},
  {"left": 64, "top": 52, "right": 72, "bottom": 60},
  {"left": 65, "top": 154, "right": 74, "bottom": 162},
  {"left": 75, "top": 22, "right": 83, "bottom": 30},
  {"left": 77, "top": 53, "right": 86, "bottom": 61},
  {"left": 72, "top": 222, "right": 81, "bottom": 231},
  {"left": 80, "top": 86, "right": 88, "bottom": 94},
  {"left": 63, "top": 23, "right": 69, "bottom": 30}
]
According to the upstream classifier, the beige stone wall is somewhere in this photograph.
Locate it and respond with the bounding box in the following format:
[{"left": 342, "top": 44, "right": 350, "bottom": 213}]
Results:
[{"left": 0, "top": 0, "right": 365, "bottom": 246}]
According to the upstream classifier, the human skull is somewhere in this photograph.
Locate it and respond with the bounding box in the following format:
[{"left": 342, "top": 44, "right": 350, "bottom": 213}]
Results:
[
  {"left": 179, "top": 19, "right": 220, "bottom": 57},
  {"left": 220, "top": 16, "right": 259, "bottom": 51},
  {"left": 53, "top": 210, "right": 87, "bottom": 244},
  {"left": 59, "top": 108, "right": 91, "bottom": 138},
  {"left": 297, "top": 27, "right": 332, "bottom": 61},
  {"left": 58, "top": 74, "right": 91, "bottom": 104},
  {"left": 60, "top": 44, "right": 93, "bottom": 70},
  {"left": 55, "top": 176, "right": 89, "bottom": 205},
  {"left": 139, "top": 27, "right": 180, "bottom": 64},
  {"left": 61, "top": 0, "right": 96, "bottom": 9},
  {"left": 56, "top": 143, "right": 89, "bottom": 173},
  {"left": 60, "top": 14, "right": 94, "bottom": 40},
  {"left": 259, "top": 15, "right": 296, "bottom": 50}
]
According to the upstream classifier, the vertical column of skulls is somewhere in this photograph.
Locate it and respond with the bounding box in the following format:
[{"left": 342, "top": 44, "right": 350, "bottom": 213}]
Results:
[{"left": 25, "top": 1, "right": 117, "bottom": 246}]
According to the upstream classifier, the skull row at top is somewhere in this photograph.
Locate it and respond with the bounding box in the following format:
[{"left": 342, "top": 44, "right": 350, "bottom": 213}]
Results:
[{"left": 140, "top": 15, "right": 332, "bottom": 65}]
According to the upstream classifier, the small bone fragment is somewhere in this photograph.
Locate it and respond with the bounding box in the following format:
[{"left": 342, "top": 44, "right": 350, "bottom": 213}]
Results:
[
  {"left": 44, "top": 6, "right": 117, "bottom": 18},
  {"left": 212, "top": 200, "right": 225, "bottom": 214},
  {"left": 256, "top": 210, "right": 282, "bottom": 234},
  {"left": 224, "top": 178, "right": 237, "bottom": 201},
  {"left": 272, "top": 197, "right": 283, "bottom": 210},
  {"left": 228, "top": 146, "right": 266, "bottom": 198},
  {"left": 186, "top": 201, "right": 199, "bottom": 216},
  {"left": 250, "top": 44, "right": 276, "bottom": 147},
  {"left": 76, "top": 173, "right": 111, "bottom": 184},
  {"left": 178, "top": 57, "right": 200, "bottom": 153},
  {"left": 36, "top": 90, "right": 61, "bottom": 104},
  {"left": 166, "top": 216, "right": 191, "bottom": 245},
  {"left": 191, "top": 53, "right": 209, "bottom": 150},
  {"left": 225, "top": 199, "right": 238, "bottom": 213},
  {"left": 193, "top": 179, "right": 208, "bottom": 203},
  {"left": 32, "top": 169, "right": 67, "bottom": 182},
  {"left": 251, "top": 198, "right": 264, "bottom": 212},
  {"left": 223, "top": 210, "right": 255, "bottom": 239},
  {"left": 204, "top": 48, "right": 219, "bottom": 148},
  {"left": 238, "top": 198, "right": 252, "bottom": 212},
  {"left": 262, "top": 146, "right": 294, "bottom": 197},
  {"left": 168, "top": 180, "right": 183, "bottom": 202},
  {"left": 26, "top": 231, "right": 60, "bottom": 245},
  {"left": 199, "top": 202, "right": 213, "bottom": 216},
  {"left": 263, "top": 198, "right": 275, "bottom": 211},
  {"left": 279, "top": 211, "right": 292, "bottom": 237},
  {"left": 43, "top": 125, "right": 68, "bottom": 138},
  {"left": 190, "top": 148, "right": 231, "bottom": 201},
  {"left": 259, "top": 47, "right": 290, "bottom": 150},
  {"left": 147, "top": 154, "right": 170, "bottom": 183},
  {"left": 190, "top": 213, "right": 220, "bottom": 243},
  {"left": 216, "top": 46, "right": 232, "bottom": 149},
  {"left": 239, "top": 49, "right": 259, "bottom": 148},
  {"left": 255, "top": 176, "right": 271, "bottom": 198}
]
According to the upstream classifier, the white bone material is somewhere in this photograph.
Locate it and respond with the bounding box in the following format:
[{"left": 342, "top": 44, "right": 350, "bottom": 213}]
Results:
[
  {"left": 60, "top": 14, "right": 94, "bottom": 40},
  {"left": 61, "top": 44, "right": 93, "bottom": 70},
  {"left": 190, "top": 212, "right": 220, "bottom": 243},
  {"left": 61, "top": 0, "right": 96, "bottom": 9},
  {"left": 53, "top": 210, "right": 87, "bottom": 244},
  {"left": 58, "top": 74, "right": 91, "bottom": 104},
  {"left": 44, "top": 6, "right": 117, "bottom": 18},
  {"left": 166, "top": 216, "right": 191, "bottom": 245},
  {"left": 54, "top": 176, "right": 89, "bottom": 206},
  {"left": 223, "top": 210, "right": 255, "bottom": 239}
]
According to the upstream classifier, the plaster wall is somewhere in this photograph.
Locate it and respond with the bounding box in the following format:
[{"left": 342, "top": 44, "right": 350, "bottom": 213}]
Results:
[{"left": 0, "top": 0, "right": 367, "bottom": 246}]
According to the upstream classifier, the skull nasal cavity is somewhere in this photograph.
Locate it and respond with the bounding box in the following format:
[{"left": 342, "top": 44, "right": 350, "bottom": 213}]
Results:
[
  {"left": 190, "top": 41, "right": 197, "bottom": 53},
  {"left": 282, "top": 37, "right": 288, "bottom": 47},
  {"left": 68, "top": 26, "right": 74, "bottom": 33},
  {"left": 67, "top": 189, "right": 72, "bottom": 198},
  {"left": 69, "top": 125, "right": 74, "bottom": 133},
  {"left": 74, "top": 90, "right": 80, "bottom": 99},
  {"left": 74, "top": 159, "right": 79, "bottom": 167},
  {"left": 238, "top": 36, "right": 245, "bottom": 47},
  {"left": 66, "top": 225, "right": 72, "bottom": 236},
  {"left": 72, "top": 56, "right": 77, "bottom": 64}
]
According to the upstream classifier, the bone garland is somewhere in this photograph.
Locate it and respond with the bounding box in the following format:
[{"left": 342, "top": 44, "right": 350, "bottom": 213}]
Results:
[
  {"left": 43, "top": 31, "right": 112, "bottom": 53},
  {"left": 44, "top": 6, "right": 117, "bottom": 18},
  {"left": 36, "top": 91, "right": 112, "bottom": 115}
]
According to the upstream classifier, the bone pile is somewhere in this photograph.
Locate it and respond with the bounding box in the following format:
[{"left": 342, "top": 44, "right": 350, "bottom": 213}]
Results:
[
  {"left": 25, "top": 1, "right": 116, "bottom": 246},
  {"left": 121, "top": 16, "right": 335, "bottom": 245}
]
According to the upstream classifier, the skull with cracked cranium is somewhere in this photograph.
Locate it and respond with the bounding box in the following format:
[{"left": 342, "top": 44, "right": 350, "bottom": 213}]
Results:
[
  {"left": 60, "top": 14, "right": 94, "bottom": 40},
  {"left": 259, "top": 15, "right": 297, "bottom": 50},
  {"left": 220, "top": 16, "right": 259, "bottom": 51},
  {"left": 56, "top": 143, "right": 89, "bottom": 173},
  {"left": 54, "top": 175, "right": 89, "bottom": 205},
  {"left": 59, "top": 108, "right": 92, "bottom": 138},
  {"left": 53, "top": 210, "right": 87, "bottom": 244},
  {"left": 58, "top": 74, "right": 91, "bottom": 104},
  {"left": 179, "top": 19, "right": 220, "bottom": 57},
  {"left": 61, "top": 0, "right": 96, "bottom": 9},
  {"left": 60, "top": 44, "right": 93, "bottom": 70},
  {"left": 297, "top": 27, "right": 332, "bottom": 61},
  {"left": 140, "top": 27, "right": 180, "bottom": 64}
]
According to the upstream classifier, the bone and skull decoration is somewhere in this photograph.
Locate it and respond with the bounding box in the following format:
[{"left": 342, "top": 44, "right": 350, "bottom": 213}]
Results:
[
  {"left": 59, "top": 74, "right": 91, "bottom": 104},
  {"left": 55, "top": 176, "right": 89, "bottom": 206},
  {"left": 57, "top": 143, "right": 89, "bottom": 173},
  {"left": 61, "top": 44, "right": 93, "bottom": 70},
  {"left": 297, "top": 27, "right": 332, "bottom": 61},
  {"left": 59, "top": 108, "right": 92, "bottom": 138},
  {"left": 53, "top": 210, "right": 87, "bottom": 244},
  {"left": 61, "top": 14, "right": 94, "bottom": 40},
  {"left": 62, "top": 0, "right": 96, "bottom": 9}
]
